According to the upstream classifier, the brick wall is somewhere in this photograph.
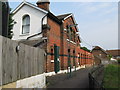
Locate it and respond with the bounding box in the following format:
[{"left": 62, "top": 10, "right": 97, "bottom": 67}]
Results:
[
  {"left": 46, "top": 17, "right": 61, "bottom": 72},
  {"left": 92, "top": 50, "right": 108, "bottom": 58},
  {"left": 44, "top": 16, "right": 94, "bottom": 73}
]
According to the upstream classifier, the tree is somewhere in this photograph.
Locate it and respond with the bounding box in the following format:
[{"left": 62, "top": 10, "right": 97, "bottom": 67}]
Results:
[
  {"left": 81, "top": 47, "right": 91, "bottom": 52},
  {"left": 8, "top": 8, "right": 14, "bottom": 39},
  {"left": 1, "top": 1, "right": 9, "bottom": 37},
  {"left": 107, "top": 54, "right": 112, "bottom": 60}
]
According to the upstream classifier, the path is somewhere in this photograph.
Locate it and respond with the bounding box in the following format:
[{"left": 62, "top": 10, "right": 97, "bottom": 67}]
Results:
[{"left": 47, "top": 67, "right": 92, "bottom": 88}]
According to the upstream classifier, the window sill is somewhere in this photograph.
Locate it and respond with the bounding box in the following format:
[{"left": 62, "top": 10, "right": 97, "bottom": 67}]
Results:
[
  {"left": 51, "top": 60, "right": 54, "bottom": 63},
  {"left": 20, "top": 33, "right": 29, "bottom": 36},
  {"left": 66, "top": 39, "right": 76, "bottom": 45}
]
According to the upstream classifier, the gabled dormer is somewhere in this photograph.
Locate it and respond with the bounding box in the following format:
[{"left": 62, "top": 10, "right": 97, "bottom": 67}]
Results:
[
  {"left": 57, "top": 13, "right": 81, "bottom": 44},
  {"left": 12, "top": 1, "right": 48, "bottom": 40}
]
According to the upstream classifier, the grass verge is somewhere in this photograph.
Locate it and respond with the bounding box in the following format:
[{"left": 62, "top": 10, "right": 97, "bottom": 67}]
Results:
[{"left": 103, "top": 64, "right": 120, "bottom": 88}]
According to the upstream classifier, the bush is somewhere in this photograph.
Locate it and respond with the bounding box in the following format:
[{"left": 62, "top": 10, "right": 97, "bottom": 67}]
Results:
[{"left": 117, "top": 59, "right": 120, "bottom": 64}]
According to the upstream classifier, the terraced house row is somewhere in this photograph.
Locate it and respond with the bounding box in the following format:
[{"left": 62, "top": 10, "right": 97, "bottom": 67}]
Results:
[{"left": 12, "top": 0, "right": 94, "bottom": 73}]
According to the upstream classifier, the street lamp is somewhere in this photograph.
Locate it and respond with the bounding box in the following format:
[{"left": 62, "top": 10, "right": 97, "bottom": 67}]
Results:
[{"left": 67, "top": 24, "right": 78, "bottom": 78}]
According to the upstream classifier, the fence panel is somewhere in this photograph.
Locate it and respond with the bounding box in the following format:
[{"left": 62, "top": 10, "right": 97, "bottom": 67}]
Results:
[
  {"left": 2, "top": 37, "right": 18, "bottom": 85},
  {"left": 33, "top": 48, "right": 38, "bottom": 75},
  {"left": 89, "top": 65, "right": 104, "bottom": 90},
  {"left": 10, "top": 39, "right": 18, "bottom": 83},
  {"left": 38, "top": 49, "right": 44, "bottom": 74},
  {"left": 0, "top": 36, "right": 2, "bottom": 86},
  {"left": 2, "top": 37, "right": 9, "bottom": 85},
  {"left": 0, "top": 36, "right": 45, "bottom": 86},
  {"left": 32, "top": 47, "right": 35, "bottom": 76},
  {"left": 19, "top": 43, "right": 25, "bottom": 79},
  {"left": 24, "top": 44, "right": 29, "bottom": 78}
]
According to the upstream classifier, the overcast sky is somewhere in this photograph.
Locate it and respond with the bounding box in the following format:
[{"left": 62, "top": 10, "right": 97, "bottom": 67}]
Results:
[{"left": 9, "top": 0, "right": 118, "bottom": 50}]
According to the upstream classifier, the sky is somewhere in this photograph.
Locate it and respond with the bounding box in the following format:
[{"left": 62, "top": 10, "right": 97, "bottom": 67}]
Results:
[{"left": 9, "top": 0, "right": 118, "bottom": 50}]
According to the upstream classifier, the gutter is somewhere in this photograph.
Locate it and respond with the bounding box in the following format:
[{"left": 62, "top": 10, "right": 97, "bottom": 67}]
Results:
[{"left": 27, "top": 13, "right": 48, "bottom": 40}]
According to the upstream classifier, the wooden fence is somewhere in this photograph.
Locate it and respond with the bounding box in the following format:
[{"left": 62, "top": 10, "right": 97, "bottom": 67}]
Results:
[
  {"left": 89, "top": 65, "right": 105, "bottom": 90},
  {"left": 0, "top": 36, "right": 45, "bottom": 86}
]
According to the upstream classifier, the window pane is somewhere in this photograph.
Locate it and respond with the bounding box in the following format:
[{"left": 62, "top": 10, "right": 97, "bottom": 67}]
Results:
[
  {"left": 22, "top": 15, "right": 30, "bottom": 34},
  {"left": 22, "top": 25, "right": 30, "bottom": 34}
]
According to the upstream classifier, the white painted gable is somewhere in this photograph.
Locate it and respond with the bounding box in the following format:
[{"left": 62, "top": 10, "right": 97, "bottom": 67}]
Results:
[{"left": 12, "top": 2, "right": 48, "bottom": 40}]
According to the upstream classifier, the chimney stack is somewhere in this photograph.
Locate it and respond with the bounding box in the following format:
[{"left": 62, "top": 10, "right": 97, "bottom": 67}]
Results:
[{"left": 36, "top": 0, "right": 50, "bottom": 11}]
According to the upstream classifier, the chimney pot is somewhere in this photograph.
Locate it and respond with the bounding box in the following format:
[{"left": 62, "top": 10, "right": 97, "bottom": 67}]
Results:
[{"left": 36, "top": 0, "right": 50, "bottom": 11}]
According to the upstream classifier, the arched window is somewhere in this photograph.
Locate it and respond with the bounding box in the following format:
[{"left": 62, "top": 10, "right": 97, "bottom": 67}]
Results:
[{"left": 22, "top": 15, "right": 30, "bottom": 34}]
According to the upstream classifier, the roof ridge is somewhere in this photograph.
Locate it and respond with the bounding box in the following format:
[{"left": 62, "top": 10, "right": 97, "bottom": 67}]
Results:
[
  {"left": 12, "top": 1, "right": 48, "bottom": 14},
  {"left": 57, "top": 13, "right": 72, "bottom": 17},
  {"left": 56, "top": 13, "right": 72, "bottom": 20}
]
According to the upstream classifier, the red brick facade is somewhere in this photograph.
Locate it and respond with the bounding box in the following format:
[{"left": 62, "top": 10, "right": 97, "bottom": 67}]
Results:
[
  {"left": 92, "top": 46, "right": 109, "bottom": 65},
  {"left": 34, "top": 1, "right": 94, "bottom": 72},
  {"left": 43, "top": 14, "right": 94, "bottom": 73},
  {"left": 45, "top": 17, "right": 61, "bottom": 72}
]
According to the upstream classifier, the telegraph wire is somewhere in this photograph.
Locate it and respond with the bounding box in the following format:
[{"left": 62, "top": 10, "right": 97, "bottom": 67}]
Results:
[{"left": 79, "top": 36, "right": 93, "bottom": 48}]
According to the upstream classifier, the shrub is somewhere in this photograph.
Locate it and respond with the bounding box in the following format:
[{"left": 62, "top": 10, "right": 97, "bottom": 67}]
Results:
[{"left": 117, "top": 59, "right": 120, "bottom": 64}]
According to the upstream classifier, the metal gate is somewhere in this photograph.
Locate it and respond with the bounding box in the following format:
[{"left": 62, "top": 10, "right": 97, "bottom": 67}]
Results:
[
  {"left": 54, "top": 44, "right": 60, "bottom": 73},
  {"left": 68, "top": 49, "right": 72, "bottom": 77}
]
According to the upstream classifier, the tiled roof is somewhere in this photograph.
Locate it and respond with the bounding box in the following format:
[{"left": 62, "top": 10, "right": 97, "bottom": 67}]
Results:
[
  {"left": 93, "top": 46, "right": 101, "bottom": 50},
  {"left": 106, "top": 50, "right": 120, "bottom": 56},
  {"left": 12, "top": 1, "right": 48, "bottom": 14},
  {"left": 92, "top": 46, "right": 108, "bottom": 55},
  {"left": 57, "top": 13, "right": 72, "bottom": 20}
]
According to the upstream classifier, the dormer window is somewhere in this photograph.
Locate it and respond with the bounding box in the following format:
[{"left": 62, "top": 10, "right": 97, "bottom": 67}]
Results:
[{"left": 22, "top": 15, "right": 30, "bottom": 34}]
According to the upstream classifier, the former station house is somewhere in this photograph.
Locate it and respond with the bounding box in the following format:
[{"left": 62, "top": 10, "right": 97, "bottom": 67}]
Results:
[{"left": 12, "top": 0, "right": 94, "bottom": 73}]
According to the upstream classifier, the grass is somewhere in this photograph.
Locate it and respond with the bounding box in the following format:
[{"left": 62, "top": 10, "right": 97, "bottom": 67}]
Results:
[{"left": 103, "top": 64, "right": 120, "bottom": 88}]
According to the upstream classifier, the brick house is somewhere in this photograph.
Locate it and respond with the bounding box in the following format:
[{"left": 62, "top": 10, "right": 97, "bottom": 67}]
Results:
[
  {"left": 92, "top": 46, "right": 109, "bottom": 65},
  {"left": 12, "top": 0, "right": 94, "bottom": 73},
  {"left": 106, "top": 49, "right": 120, "bottom": 60}
]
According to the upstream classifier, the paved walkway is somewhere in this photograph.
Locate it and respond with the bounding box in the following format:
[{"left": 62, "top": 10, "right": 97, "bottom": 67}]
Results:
[{"left": 47, "top": 67, "right": 92, "bottom": 88}]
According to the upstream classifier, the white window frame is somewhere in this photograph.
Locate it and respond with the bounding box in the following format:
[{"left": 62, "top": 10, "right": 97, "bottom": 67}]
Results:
[{"left": 22, "top": 15, "right": 30, "bottom": 35}]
